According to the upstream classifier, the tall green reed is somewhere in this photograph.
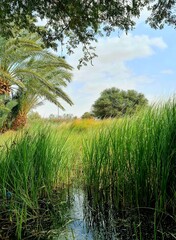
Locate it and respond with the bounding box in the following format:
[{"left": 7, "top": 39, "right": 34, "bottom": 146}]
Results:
[
  {"left": 0, "top": 126, "right": 72, "bottom": 239},
  {"left": 83, "top": 99, "right": 176, "bottom": 213}
]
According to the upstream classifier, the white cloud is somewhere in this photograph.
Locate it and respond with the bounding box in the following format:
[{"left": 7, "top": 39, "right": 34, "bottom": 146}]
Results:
[
  {"left": 161, "top": 69, "right": 174, "bottom": 75},
  {"left": 36, "top": 33, "right": 167, "bottom": 117},
  {"left": 69, "top": 34, "right": 167, "bottom": 68}
]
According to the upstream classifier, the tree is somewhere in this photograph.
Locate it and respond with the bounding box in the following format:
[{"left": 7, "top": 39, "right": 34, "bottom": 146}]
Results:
[
  {"left": 82, "top": 112, "right": 93, "bottom": 119},
  {"left": 0, "top": 33, "right": 73, "bottom": 129},
  {"left": 11, "top": 93, "right": 43, "bottom": 130},
  {"left": 0, "top": 95, "right": 17, "bottom": 132},
  {"left": 92, "top": 87, "right": 148, "bottom": 119},
  {"left": 0, "top": 1, "right": 175, "bottom": 66}
]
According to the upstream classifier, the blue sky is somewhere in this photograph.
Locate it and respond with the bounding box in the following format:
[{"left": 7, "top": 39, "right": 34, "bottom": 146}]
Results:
[{"left": 36, "top": 12, "right": 176, "bottom": 118}]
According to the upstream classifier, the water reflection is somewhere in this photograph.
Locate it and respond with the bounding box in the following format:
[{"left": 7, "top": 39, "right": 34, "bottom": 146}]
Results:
[
  {"left": 55, "top": 188, "right": 176, "bottom": 240},
  {"left": 56, "top": 188, "right": 93, "bottom": 240},
  {"left": 56, "top": 188, "right": 134, "bottom": 240}
]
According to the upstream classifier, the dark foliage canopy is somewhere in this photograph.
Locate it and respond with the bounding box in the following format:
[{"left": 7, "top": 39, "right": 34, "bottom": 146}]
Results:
[
  {"left": 0, "top": 1, "right": 176, "bottom": 66},
  {"left": 92, "top": 87, "right": 148, "bottom": 118}
]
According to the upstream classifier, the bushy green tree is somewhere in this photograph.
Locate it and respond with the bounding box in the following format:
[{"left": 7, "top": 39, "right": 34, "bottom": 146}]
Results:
[{"left": 92, "top": 88, "right": 148, "bottom": 119}]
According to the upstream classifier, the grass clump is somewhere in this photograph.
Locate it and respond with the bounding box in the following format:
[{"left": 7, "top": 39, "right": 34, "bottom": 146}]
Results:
[
  {"left": 83, "top": 99, "right": 176, "bottom": 213},
  {"left": 0, "top": 127, "right": 72, "bottom": 239}
]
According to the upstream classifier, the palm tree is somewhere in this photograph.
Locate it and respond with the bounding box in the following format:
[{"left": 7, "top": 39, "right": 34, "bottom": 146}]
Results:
[
  {"left": 0, "top": 32, "right": 73, "bottom": 129},
  {"left": 0, "top": 95, "right": 17, "bottom": 131},
  {"left": 11, "top": 93, "right": 42, "bottom": 130}
]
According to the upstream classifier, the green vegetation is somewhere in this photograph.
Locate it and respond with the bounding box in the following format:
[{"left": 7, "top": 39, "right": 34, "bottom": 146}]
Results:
[
  {"left": 0, "top": 99, "right": 176, "bottom": 239},
  {"left": 84, "top": 100, "right": 176, "bottom": 210},
  {"left": 0, "top": 95, "right": 17, "bottom": 131},
  {"left": 83, "top": 99, "right": 176, "bottom": 231},
  {"left": 0, "top": 2, "right": 175, "bottom": 65},
  {"left": 0, "top": 32, "right": 73, "bottom": 131},
  {"left": 0, "top": 2, "right": 175, "bottom": 238},
  {"left": 0, "top": 127, "right": 77, "bottom": 239},
  {"left": 81, "top": 112, "right": 94, "bottom": 119},
  {"left": 92, "top": 87, "right": 148, "bottom": 118}
]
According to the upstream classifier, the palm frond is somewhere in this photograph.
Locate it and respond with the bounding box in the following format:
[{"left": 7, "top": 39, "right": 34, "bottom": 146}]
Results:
[
  {"left": 0, "top": 67, "right": 25, "bottom": 89},
  {"left": 55, "top": 87, "right": 73, "bottom": 106},
  {"left": 0, "top": 32, "right": 73, "bottom": 126}
]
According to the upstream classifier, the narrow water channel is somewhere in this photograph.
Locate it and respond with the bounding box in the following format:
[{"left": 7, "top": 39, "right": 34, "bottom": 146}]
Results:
[
  {"left": 55, "top": 188, "right": 131, "bottom": 240},
  {"left": 55, "top": 188, "right": 93, "bottom": 240},
  {"left": 53, "top": 188, "right": 176, "bottom": 240}
]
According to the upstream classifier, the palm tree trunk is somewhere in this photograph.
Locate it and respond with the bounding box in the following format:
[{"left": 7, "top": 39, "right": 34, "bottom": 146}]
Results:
[
  {"left": 0, "top": 78, "right": 10, "bottom": 95},
  {"left": 11, "top": 111, "right": 27, "bottom": 130}
]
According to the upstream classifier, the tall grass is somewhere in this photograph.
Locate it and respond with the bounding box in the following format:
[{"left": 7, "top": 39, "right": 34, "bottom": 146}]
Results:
[
  {"left": 1, "top": 100, "right": 176, "bottom": 239},
  {"left": 83, "top": 99, "right": 176, "bottom": 214},
  {"left": 0, "top": 127, "right": 72, "bottom": 239}
]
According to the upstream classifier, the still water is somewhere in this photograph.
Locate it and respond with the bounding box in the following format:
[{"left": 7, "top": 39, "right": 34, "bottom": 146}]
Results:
[
  {"left": 53, "top": 187, "right": 175, "bottom": 240},
  {"left": 55, "top": 189, "right": 93, "bottom": 240},
  {"left": 55, "top": 188, "right": 134, "bottom": 240}
]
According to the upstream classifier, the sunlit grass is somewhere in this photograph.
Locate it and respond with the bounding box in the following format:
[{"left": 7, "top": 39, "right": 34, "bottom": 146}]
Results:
[
  {"left": 83, "top": 99, "right": 176, "bottom": 214},
  {"left": 0, "top": 127, "right": 75, "bottom": 238},
  {"left": 0, "top": 130, "right": 17, "bottom": 145},
  {"left": 1, "top": 100, "right": 176, "bottom": 239}
]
